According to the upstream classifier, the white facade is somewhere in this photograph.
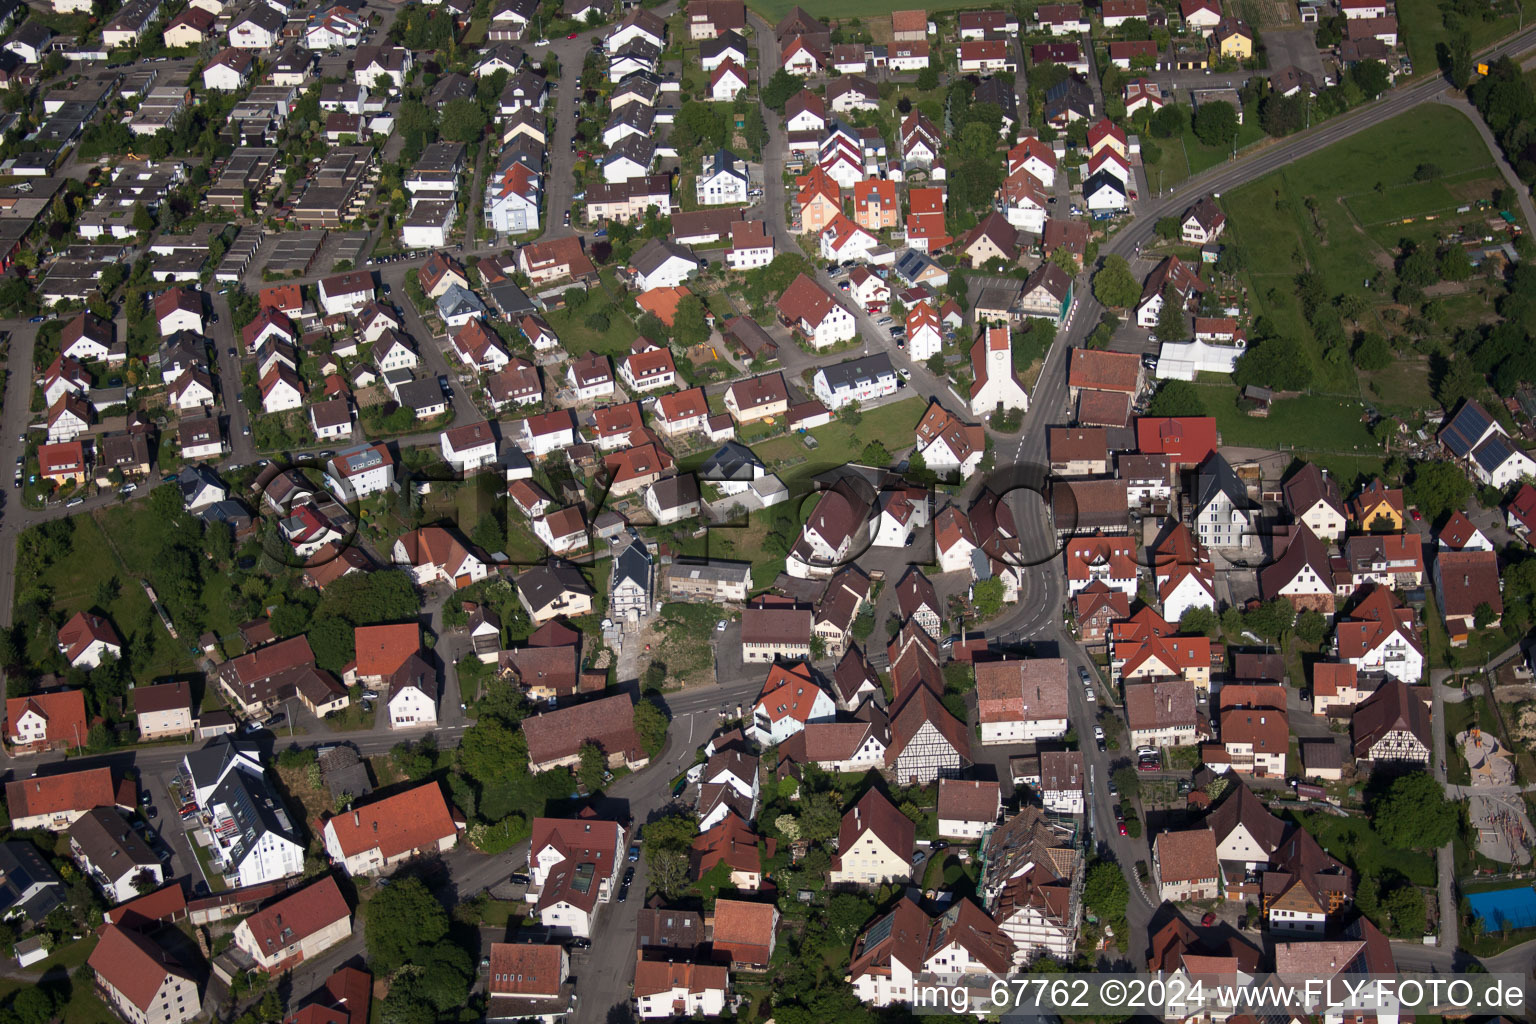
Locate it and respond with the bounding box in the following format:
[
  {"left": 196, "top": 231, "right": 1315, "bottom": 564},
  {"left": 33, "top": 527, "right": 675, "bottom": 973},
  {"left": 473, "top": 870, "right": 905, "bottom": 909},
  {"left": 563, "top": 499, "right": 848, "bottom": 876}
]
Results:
[{"left": 389, "top": 685, "right": 437, "bottom": 729}]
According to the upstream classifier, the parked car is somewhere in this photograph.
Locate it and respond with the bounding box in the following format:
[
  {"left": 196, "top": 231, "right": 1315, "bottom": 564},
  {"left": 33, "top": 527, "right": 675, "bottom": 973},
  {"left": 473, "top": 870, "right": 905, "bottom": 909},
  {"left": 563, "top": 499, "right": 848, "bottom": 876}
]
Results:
[
  {"left": 628, "top": 844, "right": 641, "bottom": 862},
  {"left": 65, "top": 497, "right": 84, "bottom": 508}
]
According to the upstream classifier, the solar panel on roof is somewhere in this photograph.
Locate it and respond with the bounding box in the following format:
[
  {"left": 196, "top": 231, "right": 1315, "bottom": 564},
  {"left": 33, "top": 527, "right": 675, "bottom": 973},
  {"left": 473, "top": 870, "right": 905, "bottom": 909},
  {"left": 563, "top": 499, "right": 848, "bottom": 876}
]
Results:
[
  {"left": 1473, "top": 435, "right": 1514, "bottom": 472},
  {"left": 1441, "top": 402, "right": 1495, "bottom": 457}
]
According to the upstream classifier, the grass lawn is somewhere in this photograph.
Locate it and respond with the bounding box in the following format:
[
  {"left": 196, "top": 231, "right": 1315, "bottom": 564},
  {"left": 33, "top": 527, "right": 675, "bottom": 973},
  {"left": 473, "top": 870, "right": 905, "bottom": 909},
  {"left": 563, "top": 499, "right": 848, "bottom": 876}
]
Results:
[
  {"left": 1284, "top": 809, "right": 1437, "bottom": 886},
  {"left": 544, "top": 300, "right": 644, "bottom": 360},
  {"left": 1360, "top": 356, "right": 1436, "bottom": 416},
  {"left": 1221, "top": 104, "right": 1497, "bottom": 375},
  {"left": 1398, "top": 0, "right": 1521, "bottom": 79},
  {"left": 667, "top": 505, "right": 785, "bottom": 590},
  {"left": 15, "top": 512, "right": 195, "bottom": 681},
  {"left": 753, "top": 395, "right": 927, "bottom": 489},
  {"left": 1192, "top": 383, "right": 1382, "bottom": 454},
  {"left": 1179, "top": 103, "right": 1269, "bottom": 178},
  {"left": 745, "top": 0, "right": 972, "bottom": 22},
  {"left": 1141, "top": 134, "right": 1194, "bottom": 194}
]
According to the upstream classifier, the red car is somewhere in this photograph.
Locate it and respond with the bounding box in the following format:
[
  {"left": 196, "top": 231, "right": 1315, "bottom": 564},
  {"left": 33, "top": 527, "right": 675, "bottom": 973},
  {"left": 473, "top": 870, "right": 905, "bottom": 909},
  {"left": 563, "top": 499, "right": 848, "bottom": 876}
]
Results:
[
  {"left": 1411, "top": 508, "right": 1422, "bottom": 521},
  {"left": 1118, "top": 821, "right": 1128, "bottom": 836},
  {"left": 568, "top": 32, "right": 578, "bottom": 38}
]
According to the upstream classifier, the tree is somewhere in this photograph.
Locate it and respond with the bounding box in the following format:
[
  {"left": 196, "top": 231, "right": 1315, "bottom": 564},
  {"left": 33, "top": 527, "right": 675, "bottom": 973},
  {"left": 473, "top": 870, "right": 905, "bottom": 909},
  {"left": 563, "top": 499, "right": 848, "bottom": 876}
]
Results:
[
  {"left": 1092, "top": 254, "right": 1140, "bottom": 308},
  {"left": 860, "top": 440, "right": 890, "bottom": 465},
  {"left": 1083, "top": 860, "right": 1129, "bottom": 935},
  {"left": 633, "top": 696, "right": 668, "bottom": 756},
  {"left": 809, "top": 635, "right": 827, "bottom": 660},
  {"left": 797, "top": 790, "right": 842, "bottom": 843},
  {"left": 1350, "top": 59, "right": 1391, "bottom": 100},
  {"left": 1398, "top": 247, "right": 1437, "bottom": 289},
  {"left": 1259, "top": 91, "right": 1305, "bottom": 137},
  {"left": 671, "top": 294, "right": 710, "bottom": 348},
  {"left": 10, "top": 989, "right": 56, "bottom": 1024},
  {"left": 131, "top": 202, "right": 155, "bottom": 234},
  {"left": 763, "top": 69, "right": 800, "bottom": 112},
  {"left": 1192, "top": 100, "right": 1238, "bottom": 147},
  {"left": 1244, "top": 598, "right": 1295, "bottom": 640},
  {"left": 1154, "top": 216, "right": 1181, "bottom": 240},
  {"left": 1406, "top": 461, "right": 1472, "bottom": 524},
  {"left": 1474, "top": 601, "right": 1499, "bottom": 628},
  {"left": 578, "top": 742, "right": 605, "bottom": 792},
  {"left": 1383, "top": 883, "right": 1427, "bottom": 936},
  {"left": 972, "top": 578, "right": 1005, "bottom": 619},
  {"left": 1112, "top": 766, "right": 1141, "bottom": 801},
  {"left": 1353, "top": 333, "right": 1392, "bottom": 371},
  {"left": 1371, "top": 772, "right": 1458, "bottom": 851},
  {"left": 926, "top": 352, "right": 946, "bottom": 375},
  {"left": 1440, "top": 245, "right": 1473, "bottom": 282},
  {"left": 1146, "top": 380, "right": 1205, "bottom": 417},
  {"left": 457, "top": 716, "right": 522, "bottom": 783},
  {"left": 1155, "top": 283, "right": 1186, "bottom": 343},
  {"left": 916, "top": 66, "right": 939, "bottom": 91},
  {"left": 1294, "top": 608, "right": 1328, "bottom": 646},
  {"left": 364, "top": 877, "right": 449, "bottom": 974},
  {"left": 1149, "top": 103, "right": 1187, "bottom": 138},
  {"left": 1179, "top": 606, "right": 1220, "bottom": 637}
]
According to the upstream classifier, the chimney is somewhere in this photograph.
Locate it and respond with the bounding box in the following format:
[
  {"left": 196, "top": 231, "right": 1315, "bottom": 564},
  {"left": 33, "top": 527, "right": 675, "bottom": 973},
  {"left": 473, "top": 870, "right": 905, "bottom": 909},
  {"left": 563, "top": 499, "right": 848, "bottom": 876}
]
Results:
[{"left": 353, "top": 811, "right": 360, "bottom": 826}]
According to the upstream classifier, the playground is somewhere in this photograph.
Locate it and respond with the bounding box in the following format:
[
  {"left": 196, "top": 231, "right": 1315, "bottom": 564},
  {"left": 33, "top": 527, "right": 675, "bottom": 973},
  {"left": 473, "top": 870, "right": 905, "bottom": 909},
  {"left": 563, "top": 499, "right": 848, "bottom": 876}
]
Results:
[{"left": 1459, "top": 728, "right": 1517, "bottom": 787}]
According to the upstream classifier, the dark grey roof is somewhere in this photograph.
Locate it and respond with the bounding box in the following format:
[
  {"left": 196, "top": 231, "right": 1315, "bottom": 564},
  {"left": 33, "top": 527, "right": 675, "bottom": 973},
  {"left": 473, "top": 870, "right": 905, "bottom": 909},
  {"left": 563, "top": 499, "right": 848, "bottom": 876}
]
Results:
[
  {"left": 397, "top": 378, "right": 447, "bottom": 413},
  {"left": 700, "top": 29, "right": 747, "bottom": 61},
  {"left": 208, "top": 762, "right": 299, "bottom": 872},
  {"left": 630, "top": 237, "right": 697, "bottom": 276},
  {"left": 817, "top": 353, "right": 895, "bottom": 393},
  {"left": 699, "top": 441, "right": 764, "bottom": 482},
  {"left": 650, "top": 473, "right": 700, "bottom": 511},
  {"left": 1196, "top": 452, "right": 1248, "bottom": 512},
  {"left": 67, "top": 808, "right": 159, "bottom": 881},
  {"left": 182, "top": 736, "right": 264, "bottom": 793},
  {"left": 177, "top": 464, "right": 225, "bottom": 505},
  {"left": 974, "top": 77, "right": 1018, "bottom": 119},
  {"left": 1472, "top": 433, "right": 1521, "bottom": 474},
  {"left": 894, "top": 248, "right": 941, "bottom": 284},
  {"left": 614, "top": 539, "right": 652, "bottom": 590},
  {"left": 605, "top": 134, "right": 656, "bottom": 168},
  {"left": 1083, "top": 168, "right": 1127, "bottom": 197},
  {"left": 1044, "top": 76, "right": 1092, "bottom": 118},
  {"left": 0, "top": 841, "right": 63, "bottom": 924},
  {"left": 1440, "top": 399, "right": 1497, "bottom": 458},
  {"left": 236, "top": 4, "right": 284, "bottom": 30},
  {"left": 517, "top": 561, "right": 594, "bottom": 610}
]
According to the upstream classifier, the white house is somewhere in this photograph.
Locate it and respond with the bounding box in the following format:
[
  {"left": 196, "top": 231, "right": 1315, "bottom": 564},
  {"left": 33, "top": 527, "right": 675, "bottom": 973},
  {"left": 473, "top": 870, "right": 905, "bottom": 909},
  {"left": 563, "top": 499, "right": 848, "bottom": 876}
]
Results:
[
  {"left": 441, "top": 421, "right": 500, "bottom": 473},
  {"left": 778, "top": 273, "right": 856, "bottom": 350},
  {"left": 813, "top": 354, "right": 898, "bottom": 411},
  {"left": 526, "top": 815, "right": 626, "bottom": 937},
  {"left": 318, "top": 272, "right": 374, "bottom": 316},
  {"left": 629, "top": 239, "right": 699, "bottom": 292},
  {"left": 388, "top": 678, "right": 438, "bottom": 729},
  {"left": 696, "top": 149, "right": 750, "bottom": 206},
  {"left": 968, "top": 327, "right": 1029, "bottom": 417},
  {"left": 906, "top": 302, "right": 943, "bottom": 363}
]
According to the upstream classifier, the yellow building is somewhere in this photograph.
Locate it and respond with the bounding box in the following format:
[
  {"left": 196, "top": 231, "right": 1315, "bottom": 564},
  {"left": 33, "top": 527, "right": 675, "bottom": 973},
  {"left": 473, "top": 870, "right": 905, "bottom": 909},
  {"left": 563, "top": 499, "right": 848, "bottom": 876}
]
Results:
[
  {"left": 1348, "top": 478, "right": 1405, "bottom": 532},
  {"left": 1214, "top": 17, "right": 1253, "bottom": 59}
]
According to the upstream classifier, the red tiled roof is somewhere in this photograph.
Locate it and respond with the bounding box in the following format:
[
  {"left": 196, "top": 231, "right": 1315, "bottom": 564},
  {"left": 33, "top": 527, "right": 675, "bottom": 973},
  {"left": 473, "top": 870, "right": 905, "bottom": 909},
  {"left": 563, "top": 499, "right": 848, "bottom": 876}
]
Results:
[
  {"left": 1070, "top": 348, "right": 1141, "bottom": 393},
  {"left": 240, "top": 876, "right": 349, "bottom": 955},
  {"left": 488, "top": 943, "right": 564, "bottom": 997},
  {"left": 324, "top": 781, "right": 457, "bottom": 859},
  {"left": 6, "top": 689, "right": 86, "bottom": 747},
  {"left": 1136, "top": 417, "right": 1218, "bottom": 464},
  {"left": 6, "top": 766, "right": 124, "bottom": 820},
  {"left": 352, "top": 623, "right": 419, "bottom": 678},
  {"left": 89, "top": 925, "right": 190, "bottom": 1012},
  {"left": 522, "top": 692, "right": 641, "bottom": 766},
  {"left": 712, "top": 898, "right": 777, "bottom": 965}
]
